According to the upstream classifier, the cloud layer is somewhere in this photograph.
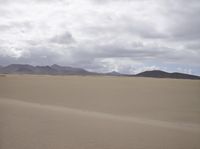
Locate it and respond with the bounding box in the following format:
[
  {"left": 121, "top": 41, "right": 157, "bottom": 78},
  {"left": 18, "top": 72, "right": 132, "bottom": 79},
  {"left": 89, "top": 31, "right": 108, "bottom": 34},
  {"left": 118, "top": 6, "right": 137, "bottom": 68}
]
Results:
[{"left": 0, "top": 0, "right": 200, "bottom": 74}]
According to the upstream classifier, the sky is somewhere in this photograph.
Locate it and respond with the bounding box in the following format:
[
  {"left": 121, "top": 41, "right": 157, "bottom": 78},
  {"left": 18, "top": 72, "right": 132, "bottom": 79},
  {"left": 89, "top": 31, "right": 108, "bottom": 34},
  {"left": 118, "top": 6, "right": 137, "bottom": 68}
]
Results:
[{"left": 0, "top": 0, "right": 200, "bottom": 75}]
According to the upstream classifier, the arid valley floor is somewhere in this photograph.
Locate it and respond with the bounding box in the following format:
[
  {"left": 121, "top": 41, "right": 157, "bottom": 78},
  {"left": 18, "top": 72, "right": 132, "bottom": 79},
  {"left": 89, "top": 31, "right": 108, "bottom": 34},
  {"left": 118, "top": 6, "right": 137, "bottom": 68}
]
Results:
[{"left": 0, "top": 75, "right": 200, "bottom": 149}]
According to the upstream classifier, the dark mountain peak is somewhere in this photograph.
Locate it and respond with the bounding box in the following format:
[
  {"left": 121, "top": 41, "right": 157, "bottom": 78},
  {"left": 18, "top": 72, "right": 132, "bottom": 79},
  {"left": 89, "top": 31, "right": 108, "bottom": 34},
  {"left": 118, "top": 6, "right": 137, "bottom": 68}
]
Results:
[
  {"left": 36, "top": 65, "right": 52, "bottom": 69},
  {"left": 136, "top": 70, "right": 169, "bottom": 77},
  {"left": 51, "top": 64, "right": 73, "bottom": 70},
  {"left": 136, "top": 70, "right": 200, "bottom": 80},
  {"left": 6, "top": 64, "right": 34, "bottom": 68},
  {"left": 145, "top": 70, "right": 166, "bottom": 73},
  {"left": 1, "top": 64, "right": 35, "bottom": 74}
]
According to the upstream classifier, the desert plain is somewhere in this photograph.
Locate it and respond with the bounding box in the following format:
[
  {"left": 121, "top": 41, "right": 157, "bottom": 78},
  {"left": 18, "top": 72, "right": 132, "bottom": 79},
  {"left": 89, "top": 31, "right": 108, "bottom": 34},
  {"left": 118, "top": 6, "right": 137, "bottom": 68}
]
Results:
[{"left": 0, "top": 74, "right": 200, "bottom": 149}]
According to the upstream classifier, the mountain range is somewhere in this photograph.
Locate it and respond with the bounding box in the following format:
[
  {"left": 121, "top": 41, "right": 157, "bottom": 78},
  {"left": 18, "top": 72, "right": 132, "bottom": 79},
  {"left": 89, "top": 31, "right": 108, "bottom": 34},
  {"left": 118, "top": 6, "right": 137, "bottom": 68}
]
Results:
[{"left": 0, "top": 64, "right": 199, "bottom": 80}]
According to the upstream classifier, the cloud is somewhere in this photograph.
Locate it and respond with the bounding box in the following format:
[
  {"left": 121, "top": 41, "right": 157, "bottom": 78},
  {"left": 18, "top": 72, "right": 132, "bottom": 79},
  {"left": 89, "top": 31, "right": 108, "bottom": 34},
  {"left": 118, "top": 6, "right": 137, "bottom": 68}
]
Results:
[
  {"left": 49, "top": 32, "right": 75, "bottom": 45},
  {"left": 186, "top": 42, "right": 200, "bottom": 50},
  {"left": 160, "top": 0, "right": 200, "bottom": 41},
  {"left": 0, "top": 0, "right": 199, "bottom": 74}
]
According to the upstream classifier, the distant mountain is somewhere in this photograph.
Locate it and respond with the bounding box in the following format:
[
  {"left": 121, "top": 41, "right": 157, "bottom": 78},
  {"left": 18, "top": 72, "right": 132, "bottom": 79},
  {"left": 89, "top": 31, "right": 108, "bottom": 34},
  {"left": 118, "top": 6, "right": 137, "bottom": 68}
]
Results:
[
  {"left": 105, "top": 71, "right": 123, "bottom": 76},
  {"left": 136, "top": 70, "right": 200, "bottom": 80},
  {"left": 0, "top": 64, "right": 199, "bottom": 80},
  {"left": 51, "top": 64, "right": 91, "bottom": 75},
  {"left": 0, "top": 64, "right": 95, "bottom": 75},
  {"left": 0, "top": 64, "right": 36, "bottom": 74}
]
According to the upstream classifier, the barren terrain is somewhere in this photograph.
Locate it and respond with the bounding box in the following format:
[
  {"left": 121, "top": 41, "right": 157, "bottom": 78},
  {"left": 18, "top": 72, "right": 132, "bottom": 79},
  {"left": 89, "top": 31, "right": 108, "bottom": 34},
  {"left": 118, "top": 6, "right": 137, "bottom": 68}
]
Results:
[{"left": 0, "top": 75, "right": 200, "bottom": 149}]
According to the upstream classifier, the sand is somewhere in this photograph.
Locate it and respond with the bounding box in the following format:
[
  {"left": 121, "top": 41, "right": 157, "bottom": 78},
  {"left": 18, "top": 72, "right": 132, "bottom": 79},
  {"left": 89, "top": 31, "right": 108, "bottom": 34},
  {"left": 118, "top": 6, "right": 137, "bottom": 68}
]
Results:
[{"left": 0, "top": 75, "right": 200, "bottom": 149}]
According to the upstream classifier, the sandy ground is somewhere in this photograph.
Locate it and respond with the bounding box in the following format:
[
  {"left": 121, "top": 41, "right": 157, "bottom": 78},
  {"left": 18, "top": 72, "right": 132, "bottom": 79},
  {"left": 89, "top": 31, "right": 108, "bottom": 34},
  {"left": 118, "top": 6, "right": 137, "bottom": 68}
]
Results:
[{"left": 0, "top": 75, "right": 200, "bottom": 149}]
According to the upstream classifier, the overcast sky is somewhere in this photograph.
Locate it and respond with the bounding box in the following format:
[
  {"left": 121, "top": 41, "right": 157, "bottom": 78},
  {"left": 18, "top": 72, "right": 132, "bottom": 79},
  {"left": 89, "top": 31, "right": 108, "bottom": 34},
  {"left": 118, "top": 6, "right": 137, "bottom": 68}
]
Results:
[{"left": 0, "top": 0, "right": 200, "bottom": 74}]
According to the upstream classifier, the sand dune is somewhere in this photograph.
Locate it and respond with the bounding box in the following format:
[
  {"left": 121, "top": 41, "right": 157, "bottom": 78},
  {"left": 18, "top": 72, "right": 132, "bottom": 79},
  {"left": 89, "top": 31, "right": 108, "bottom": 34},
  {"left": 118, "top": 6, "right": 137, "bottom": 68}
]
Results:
[
  {"left": 1, "top": 98, "right": 200, "bottom": 149},
  {"left": 1, "top": 98, "right": 200, "bottom": 132},
  {"left": 0, "top": 75, "right": 200, "bottom": 149}
]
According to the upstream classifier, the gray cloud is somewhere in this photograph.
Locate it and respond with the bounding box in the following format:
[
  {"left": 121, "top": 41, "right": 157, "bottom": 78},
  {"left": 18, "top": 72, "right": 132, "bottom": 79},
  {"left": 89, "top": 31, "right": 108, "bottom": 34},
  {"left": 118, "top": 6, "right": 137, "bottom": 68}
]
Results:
[
  {"left": 186, "top": 42, "right": 200, "bottom": 50},
  {"left": 161, "top": 0, "right": 200, "bottom": 41},
  {"left": 49, "top": 32, "right": 75, "bottom": 45},
  {"left": 0, "top": 0, "right": 200, "bottom": 74}
]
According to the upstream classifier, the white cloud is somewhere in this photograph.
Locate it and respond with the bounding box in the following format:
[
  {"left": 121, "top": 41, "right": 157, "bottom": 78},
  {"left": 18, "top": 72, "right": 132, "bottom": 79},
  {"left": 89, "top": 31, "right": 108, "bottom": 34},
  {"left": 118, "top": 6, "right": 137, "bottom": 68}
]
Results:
[{"left": 0, "top": 0, "right": 199, "bottom": 74}]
